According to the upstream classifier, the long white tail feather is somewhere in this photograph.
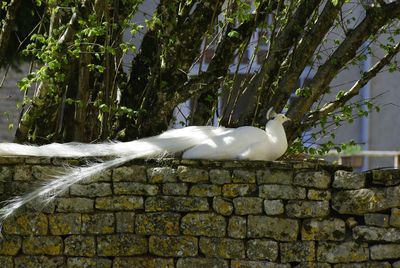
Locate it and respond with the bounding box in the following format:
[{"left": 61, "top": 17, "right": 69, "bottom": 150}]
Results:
[
  {"left": 0, "top": 126, "right": 233, "bottom": 230},
  {"left": 0, "top": 117, "right": 290, "bottom": 233},
  {"left": 0, "top": 126, "right": 230, "bottom": 157}
]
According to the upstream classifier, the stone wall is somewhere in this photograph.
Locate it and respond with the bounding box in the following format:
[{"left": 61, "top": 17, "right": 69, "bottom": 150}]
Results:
[{"left": 0, "top": 157, "right": 399, "bottom": 267}]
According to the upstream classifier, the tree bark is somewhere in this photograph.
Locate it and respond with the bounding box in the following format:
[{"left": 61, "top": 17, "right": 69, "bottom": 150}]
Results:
[{"left": 0, "top": 0, "right": 21, "bottom": 66}]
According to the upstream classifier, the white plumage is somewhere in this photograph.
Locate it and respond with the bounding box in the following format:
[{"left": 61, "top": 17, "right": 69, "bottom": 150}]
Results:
[{"left": 0, "top": 110, "right": 289, "bottom": 229}]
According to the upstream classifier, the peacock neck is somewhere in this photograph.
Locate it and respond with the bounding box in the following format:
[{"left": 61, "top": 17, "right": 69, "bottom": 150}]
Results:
[{"left": 265, "top": 120, "right": 287, "bottom": 146}]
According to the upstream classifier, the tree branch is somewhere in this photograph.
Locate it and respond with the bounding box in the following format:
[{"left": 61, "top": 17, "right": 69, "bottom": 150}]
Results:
[
  {"left": 308, "top": 40, "right": 400, "bottom": 123},
  {"left": 248, "top": 0, "right": 322, "bottom": 118},
  {"left": 287, "top": 1, "right": 400, "bottom": 122},
  {"left": 269, "top": 0, "right": 343, "bottom": 112},
  {"left": 164, "top": 0, "right": 273, "bottom": 112}
]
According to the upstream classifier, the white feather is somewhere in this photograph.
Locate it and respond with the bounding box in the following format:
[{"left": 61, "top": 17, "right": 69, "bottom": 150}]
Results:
[{"left": 0, "top": 114, "right": 290, "bottom": 230}]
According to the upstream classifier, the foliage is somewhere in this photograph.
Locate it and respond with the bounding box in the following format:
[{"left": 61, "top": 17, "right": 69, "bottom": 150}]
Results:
[{"left": 0, "top": 0, "right": 399, "bottom": 156}]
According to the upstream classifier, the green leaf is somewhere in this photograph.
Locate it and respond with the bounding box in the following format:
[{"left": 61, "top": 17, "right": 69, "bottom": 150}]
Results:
[
  {"left": 389, "top": 63, "right": 397, "bottom": 73},
  {"left": 331, "top": 0, "right": 339, "bottom": 6},
  {"left": 228, "top": 30, "right": 240, "bottom": 38},
  {"left": 99, "top": 104, "right": 110, "bottom": 113}
]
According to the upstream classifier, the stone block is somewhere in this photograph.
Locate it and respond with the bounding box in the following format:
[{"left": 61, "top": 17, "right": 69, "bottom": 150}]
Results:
[
  {"left": 14, "top": 256, "right": 65, "bottom": 268},
  {"left": 113, "top": 182, "right": 159, "bottom": 195},
  {"left": 177, "top": 166, "right": 208, "bottom": 183},
  {"left": 246, "top": 239, "right": 278, "bottom": 261},
  {"left": 307, "top": 190, "right": 331, "bottom": 201},
  {"left": 95, "top": 196, "right": 143, "bottom": 210},
  {"left": 333, "top": 170, "right": 365, "bottom": 189},
  {"left": 22, "top": 236, "right": 63, "bottom": 255},
  {"left": 370, "top": 244, "right": 400, "bottom": 260},
  {"left": 333, "top": 262, "right": 391, "bottom": 268},
  {"left": 9, "top": 181, "right": 35, "bottom": 195},
  {"left": 189, "top": 184, "right": 221, "bottom": 197},
  {"left": 0, "top": 256, "right": 13, "bottom": 268},
  {"left": 82, "top": 213, "right": 114, "bottom": 234},
  {"left": 0, "top": 166, "right": 13, "bottom": 182},
  {"left": 302, "top": 218, "right": 346, "bottom": 241},
  {"left": 112, "top": 165, "right": 146, "bottom": 182},
  {"left": 97, "top": 234, "right": 147, "bottom": 256},
  {"left": 248, "top": 215, "right": 299, "bottom": 241},
  {"left": 346, "top": 217, "right": 359, "bottom": 229},
  {"left": 364, "top": 213, "right": 389, "bottom": 227},
  {"left": 294, "top": 171, "right": 331, "bottom": 189},
  {"left": 213, "top": 197, "right": 234, "bottom": 216},
  {"left": 145, "top": 196, "right": 208, "bottom": 212},
  {"left": 231, "top": 260, "right": 290, "bottom": 268},
  {"left": 256, "top": 169, "right": 293, "bottom": 185},
  {"left": 233, "top": 197, "right": 263, "bottom": 215},
  {"left": 3, "top": 212, "right": 48, "bottom": 235},
  {"left": 372, "top": 169, "right": 400, "bottom": 186},
  {"left": 259, "top": 184, "right": 306, "bottom": 200},
  {"left": 31, "top": 165, "right": 66, "bottom": 180},
  {"left": 80, "top": 170, "right": 112, "bottom": 184},
  {"left": 232, "top": 170, "right": 256, "bottom": 183},
  {"left": 181, "top": 212, "right": 226, "bottom": 237},
  {"left": 25, "top": 157, "right": 51, "bottom": 164},
  {"left": 57, "top": 197, "right": 94, "bottom": 213},
  {"left": 64, "top": 235, "right": 96, "bottom": 257},
  {"left": 49, "top": 213, "right": 82, "bottom": 235},
  {"left": 286, "top": 201, "right": 329, "bottom": 218},
  {"left": 199, "top": 237, "right": 245, "bottom": 259},
  {"left": 113, "top": 257, "right": 174, "bottom": 268},
  {"left": 149, "top": 236, "right": 198, "bottom": 257},
  {"left": 317, "top": 242, "right": 369, "bottom": 263},
  {"left": 67, "top": 257, "right": 112, "bottom": 268},
  {"left": 115, "top": 212, "right": 135, "bottom": 233},
  {"left": 24, "top": 201, "right": 61, "bottom": 215},
  {"left": 210, "top": 169, "right": 231, "bottom": 184},
  {"left": 228, "top": 216, "right": 247, "bottom": 238},
  {"left": 70, "top": 183, "right": 112, "bottom": 197},
  {"left": 176, "top": 258, "right": 228, "bottom": 268},
  {"left": 332, "top": 186, "right": 400, "bottom": 215},
  {"left": 135, "top": 212, "right": 180, "bottom": 235},
  {"left": 264, "top": 200, "right": 284, "bottom": 215},
  {"left": 0, "top": 157, "right": 24, "bottom": 165},
  {"left": 163, "top": 182, "right": 188, "bottom": 195},
  {"left": 147, "top": 167, "right": 177, "bottom": 183},
  {"left": 223, "top": 183, "right": 257, "bottom": 198},
  {"left": 0, "top": 236, "right": 21, "bottom": 255},
  {"left": 295, "top": 262, "right": 331, "bottom": 268},
  {"left": 280, "top": 241, "right": 315, "bottom": 263},
  {"left": 13, "top": 165, "right": 32, "bottom": 181},
  {"left": 352, "top": 226, "right": 400, "bottom": 242},
  {"left": 390, "top": 208, "right": 400, "bottom": 227}
]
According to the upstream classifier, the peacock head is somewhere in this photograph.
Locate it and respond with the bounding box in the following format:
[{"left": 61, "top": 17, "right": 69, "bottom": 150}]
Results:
[
  {"left": 266, "top": 107, "right": 291, "bottom": 124},
  {"left": 273, "top": 114, "right": 290, "bottom": 124}
]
